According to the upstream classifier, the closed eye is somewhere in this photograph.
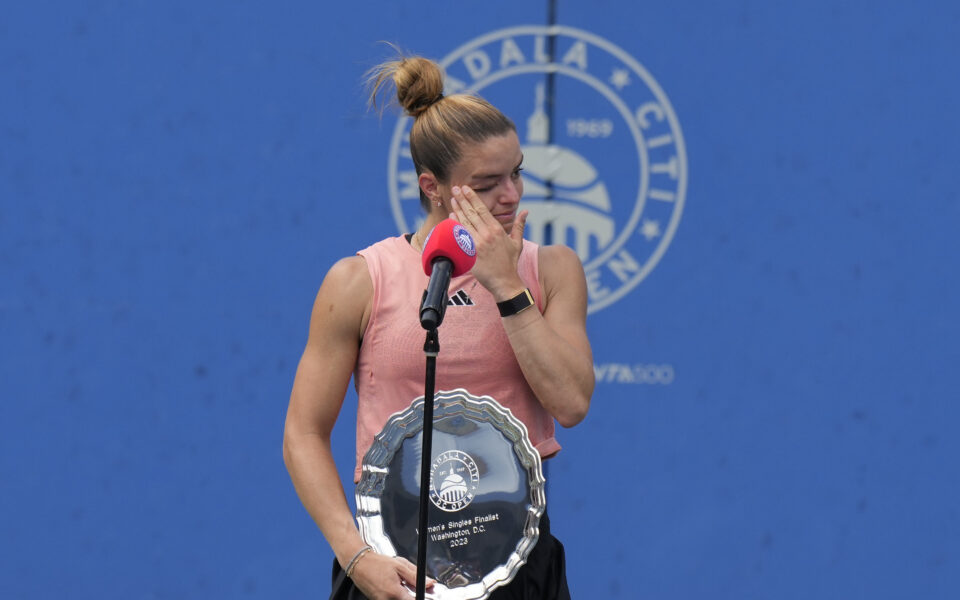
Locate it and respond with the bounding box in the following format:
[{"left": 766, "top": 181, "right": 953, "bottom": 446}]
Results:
[{"left": 471, "top": 163, "right": 523, "bottom": 193}]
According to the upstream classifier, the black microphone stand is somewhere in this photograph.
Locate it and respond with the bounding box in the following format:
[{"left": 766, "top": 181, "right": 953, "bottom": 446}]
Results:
[{"left": 415, "top": 290, "right": 445, "bottom": 600}]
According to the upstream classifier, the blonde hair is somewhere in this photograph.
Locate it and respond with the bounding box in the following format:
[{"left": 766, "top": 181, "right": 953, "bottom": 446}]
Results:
[{"left": 368, "top": 52, "right": 515, "bottom": 210}]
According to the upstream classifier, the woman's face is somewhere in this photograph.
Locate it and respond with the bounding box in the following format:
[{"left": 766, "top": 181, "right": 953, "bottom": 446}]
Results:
[{"left": 442, "top": 131, "right": 524, "bottom": 230}]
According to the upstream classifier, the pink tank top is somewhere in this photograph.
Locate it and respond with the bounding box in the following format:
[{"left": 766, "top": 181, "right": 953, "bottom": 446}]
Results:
[{"left": 353, "top": 235, "right": 560, "bottom": 481}]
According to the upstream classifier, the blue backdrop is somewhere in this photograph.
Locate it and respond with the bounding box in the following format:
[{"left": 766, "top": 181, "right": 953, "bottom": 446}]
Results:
[{"left": 2, "top": 1, "right": 958, "bottom": 598}]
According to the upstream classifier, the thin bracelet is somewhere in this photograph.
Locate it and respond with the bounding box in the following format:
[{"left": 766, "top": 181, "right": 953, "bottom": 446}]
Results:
[{"left": 345, "top": 545, "right": 373, "bottom": 578}]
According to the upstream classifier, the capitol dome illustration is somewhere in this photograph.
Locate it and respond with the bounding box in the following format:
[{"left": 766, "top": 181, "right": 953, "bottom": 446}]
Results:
[
  {"left": 521, "top": 83, "right": 615, "bottom": 263},
  {"left": 438, "top": 472, "right": 469, "bottom": 503}
]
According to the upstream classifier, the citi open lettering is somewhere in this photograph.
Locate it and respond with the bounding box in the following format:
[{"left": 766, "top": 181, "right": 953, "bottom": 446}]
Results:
[{"left": 388, "top": 26, "right": 687, "bottom": 313}]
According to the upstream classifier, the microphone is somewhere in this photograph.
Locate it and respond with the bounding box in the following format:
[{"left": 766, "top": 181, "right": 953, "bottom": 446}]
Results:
[{"left": 419, "top": 219, "right": 477, "bottom": 330}]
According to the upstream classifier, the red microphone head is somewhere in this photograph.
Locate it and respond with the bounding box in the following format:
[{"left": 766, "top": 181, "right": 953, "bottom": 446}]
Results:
[{"left": 421, "top": 218, "right": 477, "bottom": 276}]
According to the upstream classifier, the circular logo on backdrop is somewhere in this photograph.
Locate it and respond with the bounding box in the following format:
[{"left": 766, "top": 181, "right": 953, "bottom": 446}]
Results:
[
  {"left": 387, "top": 26, "right": 687, "bottom": 313},
  {"left": 429, "top": 449, "right": 480, "bottom": 512}
]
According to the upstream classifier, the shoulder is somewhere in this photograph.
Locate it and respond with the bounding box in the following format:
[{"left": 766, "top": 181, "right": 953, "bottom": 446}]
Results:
[
  {"left": 323, "top": 255, "right": 372, "bottom": 293},
  {"left": 537, "top": 245, "right": 587, "bottom": 308},
  {"left": 310, "top": 255, "right": 373, "bottom": 342},
  {"left": 538, "top": 245, "right": 585, "bottom": 283},
  {"left": 538, "top": 244, "right": 580, "bottom": 266}
]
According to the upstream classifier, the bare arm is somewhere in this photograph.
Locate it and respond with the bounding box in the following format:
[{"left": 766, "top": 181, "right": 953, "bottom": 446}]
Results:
[
  {"left": 451, "top": 186, "right": 594, "bottom": 427},
  {"left": 283, "top": 256, "right": 428, "bottom": 598},
  {"left": 500, "top": 244, "right": 594, "bottom": 427}
]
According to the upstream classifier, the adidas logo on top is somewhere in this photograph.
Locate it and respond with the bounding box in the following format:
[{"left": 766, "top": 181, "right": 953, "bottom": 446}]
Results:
[{"left": 448, "top": 290, "right": 474, "bottom": 306}]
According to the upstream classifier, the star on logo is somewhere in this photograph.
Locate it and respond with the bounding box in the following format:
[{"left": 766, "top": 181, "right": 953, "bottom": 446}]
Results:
[
  {"left": 640, "top": 219, "right": 662, "bottom": 241},
  {"left": 610, "top": 68, "right": 631, "bottom": 90}
]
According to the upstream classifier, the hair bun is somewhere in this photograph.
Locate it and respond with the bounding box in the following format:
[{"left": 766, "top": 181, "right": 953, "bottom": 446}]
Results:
[{"left": 392, "top": 57, "right": 445, "bottom": 117}]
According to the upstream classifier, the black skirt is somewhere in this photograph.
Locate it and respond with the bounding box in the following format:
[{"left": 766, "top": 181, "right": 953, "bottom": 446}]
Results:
[{"left": 329, "top": 512, "right": 571, "bottom": 600}]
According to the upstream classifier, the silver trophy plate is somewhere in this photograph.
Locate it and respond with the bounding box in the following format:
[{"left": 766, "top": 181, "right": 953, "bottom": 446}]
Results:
[{"left": 356, "top": 388, "right": 546, "bottom": 600}]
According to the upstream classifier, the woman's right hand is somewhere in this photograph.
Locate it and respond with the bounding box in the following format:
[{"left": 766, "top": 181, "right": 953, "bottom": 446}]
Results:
[{"left": 350, "top": 551, "right": 435, "bottom": 600}]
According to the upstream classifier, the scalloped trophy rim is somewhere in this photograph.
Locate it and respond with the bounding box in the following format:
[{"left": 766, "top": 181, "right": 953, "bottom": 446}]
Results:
[{"left": 356, "top": 388, "right": 546, "bottom": 600}]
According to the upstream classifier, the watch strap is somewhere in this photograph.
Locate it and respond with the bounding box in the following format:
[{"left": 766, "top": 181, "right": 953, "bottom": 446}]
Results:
[{"left": 497, "top": 288, "right": 535, "bottom": 317}]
